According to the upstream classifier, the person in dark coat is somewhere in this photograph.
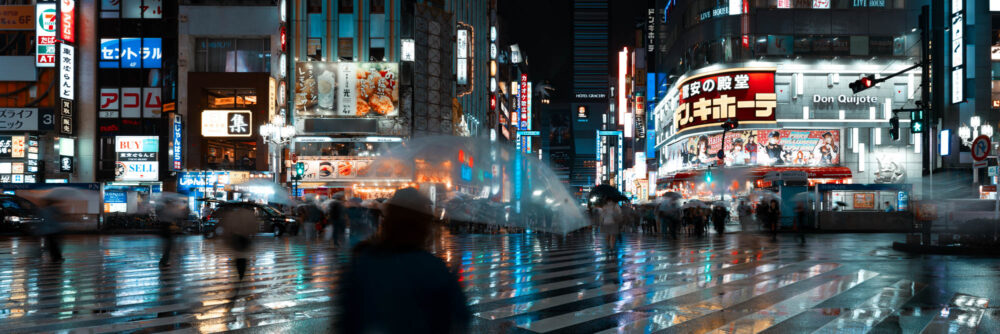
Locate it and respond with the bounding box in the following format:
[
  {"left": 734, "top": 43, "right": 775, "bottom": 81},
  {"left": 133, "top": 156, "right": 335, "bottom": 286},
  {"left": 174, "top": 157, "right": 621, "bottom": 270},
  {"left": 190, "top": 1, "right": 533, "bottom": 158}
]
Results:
[
  {"left": 767, "top": 200, "right": 781, "bottom": 241},
  {"left": 335, "top": 188, "right": 470, "bottom": 333},
  {"left": 711, "top": 205, "right": 729, "bottom": 235},
  {"left": 326, "top": 199, "right": 347, "bottom": 247},
  {"left": 794, "top": 201, "right": 807, "bottom": 244}
]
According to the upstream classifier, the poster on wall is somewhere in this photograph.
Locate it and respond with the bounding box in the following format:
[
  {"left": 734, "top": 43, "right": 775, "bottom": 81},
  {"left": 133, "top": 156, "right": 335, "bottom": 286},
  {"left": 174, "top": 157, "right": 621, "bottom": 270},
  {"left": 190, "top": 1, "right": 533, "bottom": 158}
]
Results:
[
  {"left": 853, "top": 193, "right": 875, "bottom": 209},
  {"left": 294, "top": 62, "right": 399, "bottom": 118},
  {"left": 664, "top": 129, "right": 840, "bottom": 171},
  {"left": 673, "top": 69, "right": 776, "bottom": 134}
]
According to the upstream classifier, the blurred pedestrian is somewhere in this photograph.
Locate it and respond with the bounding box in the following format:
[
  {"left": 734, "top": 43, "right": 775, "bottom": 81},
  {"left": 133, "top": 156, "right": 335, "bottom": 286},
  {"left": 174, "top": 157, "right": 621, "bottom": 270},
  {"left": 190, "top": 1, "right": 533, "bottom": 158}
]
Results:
[
  {"left": 794, "top": 201, "right": 807, "bottom": 244},
  {"left": 300, "top": 197, "right": 324, "bottom": 240},
  {"left": 767, "top": 199, "right": 780, "bottom": 241},
  {"left": 155, "top": 195, "right": 189, "bottom": 267},
  {"left": 335, "top": 188, "right": 470, "bottom": 333},
  {"left": 712, "top": 204, "right": 729, "bottom": 235},
  {"left": 326, "top": 197, "right": 347, "bottom": 247},
  {"left": 35, "top": 198, "right": 65, "bottom": 263},
  {"left": 346, "top": 197, "right": 373, "bottom": 246},
  {"left": 884, "top": 201, "right": 895, "bottom": 212},
  {"left": 220, "top": 206, "right": 256, "bottom": 281},
  {"left": 599, "top": 200, "right": 622, "bottom": 249},
  {"left": 737, "top": 200, "right": 753, "bottom": 232}
]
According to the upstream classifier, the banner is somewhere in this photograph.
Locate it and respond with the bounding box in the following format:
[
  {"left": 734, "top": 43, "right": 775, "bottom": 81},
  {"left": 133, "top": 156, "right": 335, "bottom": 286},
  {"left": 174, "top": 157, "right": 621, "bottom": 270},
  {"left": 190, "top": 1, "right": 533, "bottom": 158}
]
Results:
[
  {"left": 294, "top": 62, "right": 399, "bottom": 118},
  {"left": 296, "top": 156, "right": 409, "bottom": 181},
  {"left": 665, "top": 129, "right": 840, "bottom": 171},
  {"left": 674, "top": 69, "right": 776, "bottom": 134}
]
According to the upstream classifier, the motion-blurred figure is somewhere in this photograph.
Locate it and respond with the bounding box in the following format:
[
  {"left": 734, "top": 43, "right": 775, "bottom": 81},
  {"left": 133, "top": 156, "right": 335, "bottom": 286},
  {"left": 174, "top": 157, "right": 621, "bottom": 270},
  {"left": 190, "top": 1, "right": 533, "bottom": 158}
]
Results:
[
  {"left": 794, "top": 201, "right": 807, "bottom": 244},
  {"left": 220, "top": 206, "right": 256, "bottom": 280},
  {"left": 767, "top": 200, "right": 781, "bottom": 241},
  {"left": 35, "top": 198, "right": 64, "bottom": 263},
  {"left": 155, "top": 194, "right": 189, "bottom": 267},
  {"left": 737, "top": 200, "right": 753, "bottom": 232},
  {"left": 335, "top": 188, "right": 470, "bottom": 333},
  {"left": 712, "top": 204, "right": 729, "bottom": 235},
  {"left": 326, "top": 196, "right": 347, "bottom": 247},
  {"left": 599, "top": 200, "right": 622, "bottom": 249}
]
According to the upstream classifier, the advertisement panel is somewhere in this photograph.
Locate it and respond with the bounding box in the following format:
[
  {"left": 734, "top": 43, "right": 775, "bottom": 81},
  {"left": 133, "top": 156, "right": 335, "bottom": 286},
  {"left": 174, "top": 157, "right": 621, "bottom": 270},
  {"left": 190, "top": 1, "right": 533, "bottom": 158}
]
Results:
[
  {"left": 115, "top": 136, "right": 158, "bottom": 181},
  {"left": 59, "top": 0, "right": 74, "bottom": 43},
  {"left": 0, "top": 5, "right": 34, "bottom": 30},
  {"left": 98, "top": 87, "right": 159, "bottom": 118},
  {"left": 664, "top": 129, "right": 840, "bottom": 171},
  {"left": 171, "top": 115, "right": 182, "bottom": 170},
  {"left": 202, "top": 110, "right": 252, "bottom": 137},
  {"left": 99, "top": 38, "right": 162, "bottom": 68},
  {"left": 294, "top": 62, "right": 399, "bottom": 118},
  {"left": 35, "top": 3, "right": 56, "bottom": 67},
  {"left": 295, "top": 156, "right": 410, "bottom": 181},
  {"left": 0, "top": 108, "right": 39, "bottom": 131},
  {"left": 674, "top": 69, "right": 776, "bottom": 134}
]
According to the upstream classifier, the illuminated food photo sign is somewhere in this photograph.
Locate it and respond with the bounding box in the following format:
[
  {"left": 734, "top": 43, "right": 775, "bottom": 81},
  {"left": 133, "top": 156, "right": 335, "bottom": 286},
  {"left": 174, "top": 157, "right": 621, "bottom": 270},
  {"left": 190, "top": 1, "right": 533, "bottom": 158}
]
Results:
[
  {"left": 294, "top": 62, "right": 399, "bottom": 118},
  {"left": 673, "top": 68, "right": 776, "bottom": 134}
]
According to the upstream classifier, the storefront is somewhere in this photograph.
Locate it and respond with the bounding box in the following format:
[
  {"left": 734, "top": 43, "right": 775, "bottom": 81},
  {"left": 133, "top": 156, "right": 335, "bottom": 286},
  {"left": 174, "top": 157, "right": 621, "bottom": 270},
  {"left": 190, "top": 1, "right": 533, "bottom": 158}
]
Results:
[
  {"left": 176, "top": 171, "right": 272, "bottom": 216},
  {"left": 814, "top": 183, "right": 913, "bottom": 231},
  {"left": 103, "top": 136, "right": 161, "bottom": 214},
  {"left": 654, "top": 62, "right": 925, "bottom": 199}
]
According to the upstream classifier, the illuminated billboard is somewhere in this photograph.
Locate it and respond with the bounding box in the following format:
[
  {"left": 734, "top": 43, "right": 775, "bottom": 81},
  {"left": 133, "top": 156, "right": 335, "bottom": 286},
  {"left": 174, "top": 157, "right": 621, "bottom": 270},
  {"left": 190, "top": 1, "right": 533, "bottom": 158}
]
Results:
[
  {"left": 294, "top": 62, "right": 399, "bottom": 118},
  {"left": 673, "top": 68, "right": 777, "bottom": 134}
]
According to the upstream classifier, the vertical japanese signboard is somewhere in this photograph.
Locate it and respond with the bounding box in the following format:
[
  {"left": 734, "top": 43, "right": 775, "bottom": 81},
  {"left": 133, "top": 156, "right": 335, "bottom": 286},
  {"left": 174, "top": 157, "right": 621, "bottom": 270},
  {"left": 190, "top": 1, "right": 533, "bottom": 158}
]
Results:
[
  {"left": 519, "top": 73, "right": 528, "bottom": 129},
  {"left": 35, "top": 3, "right": 56, "bottom": 67},
  {"left": 58, "top": 44, "right": 73, "bottom": 100},
  {"left": 673, "top": 68, "right": 777, "bottom": 134},
  {"left": 951, "top": 0, "right": 964, "bottom": 104},
  {"left": 58, "top": 0, "right": 74, "bottom": 43},
  {"left": 171, "top": 115, "right": 182, "bottom": 170}
]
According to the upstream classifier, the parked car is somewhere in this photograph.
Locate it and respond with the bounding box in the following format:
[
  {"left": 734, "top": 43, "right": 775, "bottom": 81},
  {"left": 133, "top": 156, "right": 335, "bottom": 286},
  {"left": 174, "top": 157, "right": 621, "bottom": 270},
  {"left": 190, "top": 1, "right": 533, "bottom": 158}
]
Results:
[
  {"left": 0, "top": 195, "right": 42, "bottom": 234},
  {"left": 203, "top": 202, "right": 299, "bottom": 238}
]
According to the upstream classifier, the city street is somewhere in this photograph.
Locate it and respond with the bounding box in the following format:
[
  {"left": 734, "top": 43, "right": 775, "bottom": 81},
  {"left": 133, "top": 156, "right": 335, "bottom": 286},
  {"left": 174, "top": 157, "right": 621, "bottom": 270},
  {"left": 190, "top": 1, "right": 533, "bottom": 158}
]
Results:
[{"left": 0, "top": 231, "right": 996, "bottom": 333}]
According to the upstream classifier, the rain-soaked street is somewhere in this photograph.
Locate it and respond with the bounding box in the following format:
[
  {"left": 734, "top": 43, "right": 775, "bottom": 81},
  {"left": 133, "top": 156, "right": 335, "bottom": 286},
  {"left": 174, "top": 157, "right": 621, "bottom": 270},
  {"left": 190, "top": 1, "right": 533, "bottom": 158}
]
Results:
[{"left": 0, "top": 231, "right": 997, "bottom": 333}]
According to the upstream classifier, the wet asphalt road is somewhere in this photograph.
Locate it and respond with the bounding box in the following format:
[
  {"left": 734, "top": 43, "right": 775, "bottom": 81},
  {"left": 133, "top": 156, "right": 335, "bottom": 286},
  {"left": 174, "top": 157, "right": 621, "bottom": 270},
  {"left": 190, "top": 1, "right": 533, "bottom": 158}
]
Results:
[{"left": 0, "top": 230, "right": 998, "bottom": 333}]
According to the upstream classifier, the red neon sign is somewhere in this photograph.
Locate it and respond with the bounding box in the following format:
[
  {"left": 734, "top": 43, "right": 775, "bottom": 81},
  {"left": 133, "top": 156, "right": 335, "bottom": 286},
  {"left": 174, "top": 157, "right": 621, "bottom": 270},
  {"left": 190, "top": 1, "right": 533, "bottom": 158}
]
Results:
[{"left": 59, "top": 0, "right": 75, "bottom": 43}]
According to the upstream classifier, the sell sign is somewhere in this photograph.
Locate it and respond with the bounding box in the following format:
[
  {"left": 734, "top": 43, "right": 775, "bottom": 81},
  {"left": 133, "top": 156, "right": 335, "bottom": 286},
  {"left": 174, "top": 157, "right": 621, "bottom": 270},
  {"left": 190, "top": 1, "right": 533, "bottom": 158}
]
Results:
[
  {"left": 35, "top": 3, "right": 56, "bottom": 67},
  {"left": 673, "top": 68, "right": 776, "bottom": 134},
  {"left": 115, "top": 136, "right": 158, "bottom": 181}
]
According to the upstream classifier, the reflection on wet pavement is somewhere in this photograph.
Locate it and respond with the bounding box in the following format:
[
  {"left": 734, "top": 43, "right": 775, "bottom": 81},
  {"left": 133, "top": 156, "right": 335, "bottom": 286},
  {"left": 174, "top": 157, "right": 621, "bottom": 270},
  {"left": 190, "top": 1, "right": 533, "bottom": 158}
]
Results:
[{"left": 0, "top": 232, "right": 995, "bottom": 333}]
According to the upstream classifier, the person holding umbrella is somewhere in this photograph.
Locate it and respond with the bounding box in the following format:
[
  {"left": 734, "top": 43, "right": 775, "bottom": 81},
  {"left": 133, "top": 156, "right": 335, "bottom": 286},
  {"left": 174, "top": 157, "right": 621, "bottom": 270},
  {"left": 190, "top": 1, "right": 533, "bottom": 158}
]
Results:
[
  {"left": 711, "top": 204, "right": 729, "bottom": 235},
  {"left": 219, "top": 205, "right": 257, "bottom": 281}
]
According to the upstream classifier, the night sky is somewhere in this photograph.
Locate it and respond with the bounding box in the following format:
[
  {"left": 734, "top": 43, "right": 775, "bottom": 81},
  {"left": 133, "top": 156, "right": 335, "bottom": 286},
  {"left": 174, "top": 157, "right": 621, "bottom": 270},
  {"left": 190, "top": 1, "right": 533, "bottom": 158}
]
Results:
[{"left": 498, "top": 0, "right": 650, "bottom": 103}]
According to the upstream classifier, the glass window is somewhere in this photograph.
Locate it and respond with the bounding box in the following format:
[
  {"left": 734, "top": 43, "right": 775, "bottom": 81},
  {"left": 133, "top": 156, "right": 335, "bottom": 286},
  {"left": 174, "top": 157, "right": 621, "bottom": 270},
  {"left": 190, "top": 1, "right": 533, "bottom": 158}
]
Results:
[
  {"left": 206, "top": 88, "right": 257, "bottom": 109},
  {"left": 195, "top": 38, "right": 271, "bottom": 72},
  {"left": 339, "top": 38, "right": 354, "bottom": 60},
  {"left": 339, "top": 0, "right": 353, "bottom": 13},
  {"left": 307, "top": 0, "right": 322, "bottom": 13},
  {"left": 338, "top": 14, "right": 355, "bottom": 37},
  {"left": 371, "top": 0, "right": 385, "bottom": 13}
]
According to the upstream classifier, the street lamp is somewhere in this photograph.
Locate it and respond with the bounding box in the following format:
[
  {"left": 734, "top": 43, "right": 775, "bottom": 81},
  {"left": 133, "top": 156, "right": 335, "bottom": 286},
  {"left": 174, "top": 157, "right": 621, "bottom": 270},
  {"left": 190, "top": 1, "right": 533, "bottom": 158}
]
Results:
[{"left": 260, "top": 117, "right": 296, "bottom": 184}]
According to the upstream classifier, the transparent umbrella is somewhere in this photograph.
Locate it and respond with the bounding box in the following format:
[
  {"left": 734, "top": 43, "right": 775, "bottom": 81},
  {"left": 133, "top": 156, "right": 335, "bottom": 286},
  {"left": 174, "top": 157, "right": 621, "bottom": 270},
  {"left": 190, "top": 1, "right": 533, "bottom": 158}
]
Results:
[
  {"left": 233, "top": 179, "right": 293, "bottom": 205},
  {"left": 368, "top": 135, "right": 588, "bottom": 234}
]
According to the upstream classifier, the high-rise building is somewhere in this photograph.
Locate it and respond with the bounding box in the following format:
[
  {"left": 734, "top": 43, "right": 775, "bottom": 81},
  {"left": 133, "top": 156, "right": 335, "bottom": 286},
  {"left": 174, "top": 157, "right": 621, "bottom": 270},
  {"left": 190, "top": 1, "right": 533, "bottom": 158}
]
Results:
[{"left": 572, "top": 0, "right": 609, "bottom": 100}]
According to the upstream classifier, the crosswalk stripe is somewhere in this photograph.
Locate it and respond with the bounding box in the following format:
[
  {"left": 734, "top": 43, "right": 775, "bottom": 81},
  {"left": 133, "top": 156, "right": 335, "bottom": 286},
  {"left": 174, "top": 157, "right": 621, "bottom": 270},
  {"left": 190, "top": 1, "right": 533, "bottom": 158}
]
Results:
[
  {"left": 809, "top": 279, "right": 925, "bottom": 333},
  {"left": 918, "top": 293, "right": 989, "bottom": 334},
  {"left": 706, "top": 269, "right": 879, "bottom": 334}
]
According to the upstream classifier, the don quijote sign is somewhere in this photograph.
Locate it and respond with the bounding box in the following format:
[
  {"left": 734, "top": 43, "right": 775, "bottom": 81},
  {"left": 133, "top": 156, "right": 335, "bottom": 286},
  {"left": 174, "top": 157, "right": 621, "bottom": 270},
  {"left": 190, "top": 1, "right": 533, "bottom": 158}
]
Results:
[
  {"left": 673, "top": 68, "right": 777, "bottom": 134},
  {"left": 812, "top": 94, "right": 880, "bottom": 109}
]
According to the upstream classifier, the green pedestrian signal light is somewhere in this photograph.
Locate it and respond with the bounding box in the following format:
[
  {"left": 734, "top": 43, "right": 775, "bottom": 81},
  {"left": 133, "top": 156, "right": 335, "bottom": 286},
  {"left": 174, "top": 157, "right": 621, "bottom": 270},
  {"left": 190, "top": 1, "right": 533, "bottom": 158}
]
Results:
[
  {"left": 910, "top": 110, "right": 924, "bottom": 133},
  {"left": 705, "top": 170, "right": 713, "bottom": 184}
]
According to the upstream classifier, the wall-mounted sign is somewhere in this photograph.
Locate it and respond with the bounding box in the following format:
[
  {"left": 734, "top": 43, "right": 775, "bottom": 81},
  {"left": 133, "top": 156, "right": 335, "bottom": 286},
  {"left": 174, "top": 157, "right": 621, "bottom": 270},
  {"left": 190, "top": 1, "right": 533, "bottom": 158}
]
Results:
[
  {"left": 510, "top": 44, "right": 521, "bottom": 63},
  {"left": 58, "top": 0, "right": 74, "bottom": 43},
  {"left": 11, "top": 136, "right": 24, "bottom": 158},
  {"left": 0, "top": 108, "right": 39, "bottom": 131},
  {"left": 0, "top": 137, "right": 10, "bottom": 158},
  {"left": 115, "top": 136, "right": 158, "bottom": 181},
  {"left": 673, "top": 69, "right": 777, "bottom": 134},
  {"left": 122, "top": 0, "right": 161, "bottom": 18},
  {"left": 0, "top": 5, "right": 34, "bottom": 30},
  {"left": 268, "top": 77, "right": 276, "bottom": 121},
  {"left": 59, "top": 44, "right": 74, "bottom": 100},
  {"left": 202, "top": 110, "right": 252, "bottom": 137},
  {"left": 456, "top": 29, "right": 468, "bottom": 85},
  {"left": 99, "top": 38, "right": 162, "bottom": 68},
  {"left": 98, "top": 87, "right": 161, "bottom": 118},
  {"left": 59, "top": 99, "right": 73, "bottom": 135},
  {"left": 519, "top": 74, "right": 528, "bottom": 129},
  {"left": 293, "top": 62, "right": 400, "bottom": 118},
  {"left": 59, "top": 156, "right": 73, "bottom": 172},
  {"left": 951, "top": 0, "right": 964, "bottom": 104},
  {"left": 171, "top": 115, "right": 182, "bottom": 170},
  {"left": 401, "top": 39, "right": 414, "bottom": 61},
  {"left": 35, "top": 3, "right": 57, "bottom": 67}
]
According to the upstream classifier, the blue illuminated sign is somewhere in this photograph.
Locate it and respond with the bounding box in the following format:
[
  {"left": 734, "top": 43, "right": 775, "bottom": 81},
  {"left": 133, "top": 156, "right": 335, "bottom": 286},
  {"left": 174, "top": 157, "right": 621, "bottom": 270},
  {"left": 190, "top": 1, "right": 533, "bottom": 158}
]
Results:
[
  {"left": 104, "top": 191, "right": 127, "bottom": 204},
  {"left": 100, "top": 38, "right": 162, "bottom": 68}
]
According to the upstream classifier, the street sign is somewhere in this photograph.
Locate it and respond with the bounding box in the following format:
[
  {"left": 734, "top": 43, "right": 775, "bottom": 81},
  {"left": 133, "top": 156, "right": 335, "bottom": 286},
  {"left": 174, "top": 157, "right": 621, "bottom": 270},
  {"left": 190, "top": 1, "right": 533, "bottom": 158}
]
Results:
[
  {"left": 974, "top": 160, "right": 988, "bottom": 168},
  {"left": 990, "top": 166, "right": 999, "bottom": 177},
  {"left": 972, "top": 135, "right": 991, "bottom": 161},
  {"left": 517, "top": 130, "right": 540, "bottom": 136}
]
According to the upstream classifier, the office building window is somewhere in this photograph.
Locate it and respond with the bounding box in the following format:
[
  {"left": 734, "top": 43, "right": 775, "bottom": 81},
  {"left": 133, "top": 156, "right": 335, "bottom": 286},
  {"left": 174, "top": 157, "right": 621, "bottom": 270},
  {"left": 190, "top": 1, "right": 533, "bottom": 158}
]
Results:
[
  {"left": 339, "top": 38, "right": 354, "bottom": 60},
  {"left": 371, "top": 0, "right": 385, "bottom": 13},
  {"left": 339, "top": 0, "right": 353, "bottom": 13},
  {"left": 195, "top": 38, "right": 271, "bottom": 72}
]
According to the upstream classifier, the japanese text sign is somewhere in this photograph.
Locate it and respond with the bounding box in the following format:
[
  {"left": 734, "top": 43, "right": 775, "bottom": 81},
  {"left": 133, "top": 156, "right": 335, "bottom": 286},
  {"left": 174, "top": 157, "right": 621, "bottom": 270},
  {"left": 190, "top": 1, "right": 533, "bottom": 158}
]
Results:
[
  {"left": 59, "top": 0, "right": 74, "bottom": 43},
  {"left": 674, "top": 68, "right": 776, "bottom": 134},
  {"left": 99, "top": 37, "right": 162, "bottom": 68},
  {"left": 35, "top": 3, "right": 56, "bottom": 67},
  {"left": 0, "top": 108, "right": 39, "bottom": 131}
]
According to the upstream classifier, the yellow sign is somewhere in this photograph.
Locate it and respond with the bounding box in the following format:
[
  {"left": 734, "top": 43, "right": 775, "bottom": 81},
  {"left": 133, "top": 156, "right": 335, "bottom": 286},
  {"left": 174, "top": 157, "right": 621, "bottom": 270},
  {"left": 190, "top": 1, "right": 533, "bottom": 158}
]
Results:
[{"left": 0, "top": 6, "right": 34, "bottom": 30}]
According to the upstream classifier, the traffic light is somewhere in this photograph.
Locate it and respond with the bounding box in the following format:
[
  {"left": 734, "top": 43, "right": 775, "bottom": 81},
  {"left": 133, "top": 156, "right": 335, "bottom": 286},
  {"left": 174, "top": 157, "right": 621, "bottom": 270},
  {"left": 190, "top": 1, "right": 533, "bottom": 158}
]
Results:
[
  {"left": 849, "top": 75, "right": 876, "bottom": 94},
  {"left": 910, "top": 110, "right": 924, "bottom": 133},
  {"left": 889, "top": 115, "right": 900, "bottom": 140},
  {"left": 705, "top": 170, "right": 713, "bottom": 184},
  {"left": 293, "top": 162, "right": 305, "bottom": 180},
  {"left": 720, "top": 119, "right": 739, "bottom": 131}
]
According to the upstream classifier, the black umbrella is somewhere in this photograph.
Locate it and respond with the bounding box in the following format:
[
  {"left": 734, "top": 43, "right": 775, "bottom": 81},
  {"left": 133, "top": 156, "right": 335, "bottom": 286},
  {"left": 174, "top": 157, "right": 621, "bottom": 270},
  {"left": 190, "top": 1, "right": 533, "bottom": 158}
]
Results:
[{"left": 590, "top": 184, "right": 628, "bottom": 203}]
